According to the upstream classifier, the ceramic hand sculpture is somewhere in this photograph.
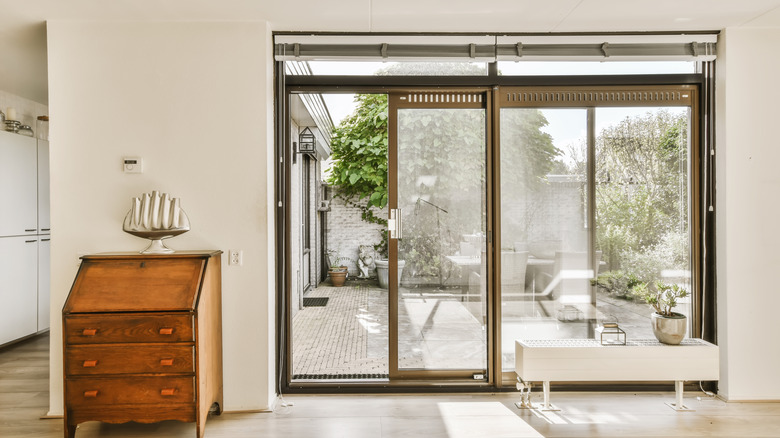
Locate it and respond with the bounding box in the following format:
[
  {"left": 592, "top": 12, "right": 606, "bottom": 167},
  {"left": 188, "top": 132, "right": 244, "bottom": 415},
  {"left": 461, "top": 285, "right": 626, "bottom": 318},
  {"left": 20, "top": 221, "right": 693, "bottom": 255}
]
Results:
[{"left": 122, "top": 190, "right": 190, "bottom": 254}]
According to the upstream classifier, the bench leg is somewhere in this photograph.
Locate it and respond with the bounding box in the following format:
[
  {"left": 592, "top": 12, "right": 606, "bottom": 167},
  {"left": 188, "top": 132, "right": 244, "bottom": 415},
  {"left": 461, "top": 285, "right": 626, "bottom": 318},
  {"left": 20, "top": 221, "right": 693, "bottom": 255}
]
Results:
[
  {"left": 666, "top": 380, "right": 694, "bottom": 411},
  {"left": 538, "top": 381, "right": 559, "bottom": 411},
  {"left": 543, "top": 381, "right": 550, "bottom": 409},
  {"left": 676, "top": 381, "right": 684, "bottom": 408}
]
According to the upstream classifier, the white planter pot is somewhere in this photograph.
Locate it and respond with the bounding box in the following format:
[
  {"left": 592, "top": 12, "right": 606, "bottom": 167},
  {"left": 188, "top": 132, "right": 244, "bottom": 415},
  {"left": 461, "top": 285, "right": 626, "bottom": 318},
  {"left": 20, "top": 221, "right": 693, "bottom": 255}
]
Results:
[
  {"left": 375, "top": 259, "right": 405, "bottom": 289},
  {"left": 651, "top": 312, "right": 687, "bottom": 345}
]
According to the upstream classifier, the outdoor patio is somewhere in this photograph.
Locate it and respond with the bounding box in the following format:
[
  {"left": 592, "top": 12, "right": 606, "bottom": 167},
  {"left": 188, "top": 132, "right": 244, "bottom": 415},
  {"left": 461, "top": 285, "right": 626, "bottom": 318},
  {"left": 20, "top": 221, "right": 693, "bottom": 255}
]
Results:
[{"left": 291, "top": 278, "right": 664, "bottom": 380}]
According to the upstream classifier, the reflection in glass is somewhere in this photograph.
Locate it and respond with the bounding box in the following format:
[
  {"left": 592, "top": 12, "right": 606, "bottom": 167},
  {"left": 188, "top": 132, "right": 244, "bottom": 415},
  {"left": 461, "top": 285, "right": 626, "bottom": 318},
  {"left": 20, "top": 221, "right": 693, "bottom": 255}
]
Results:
[
  {"left": 497, "top": 61, "right": 695, "bottom": 76},
  {"left": 396, "top": 107, "right": 487, "bottom": 371},
  {"left": 499, "top": 108, "right": 589, "bottom": 371},
  {"left": 300, "top": 61, "right": 488, "bottom": 76}
]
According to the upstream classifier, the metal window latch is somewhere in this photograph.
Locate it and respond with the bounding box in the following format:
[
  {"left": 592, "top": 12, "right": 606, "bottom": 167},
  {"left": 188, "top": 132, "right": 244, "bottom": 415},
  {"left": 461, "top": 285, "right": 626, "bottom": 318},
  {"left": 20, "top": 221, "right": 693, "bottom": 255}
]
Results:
[{"left": 388, "top": 209, "right": 402, "bottom": 239}]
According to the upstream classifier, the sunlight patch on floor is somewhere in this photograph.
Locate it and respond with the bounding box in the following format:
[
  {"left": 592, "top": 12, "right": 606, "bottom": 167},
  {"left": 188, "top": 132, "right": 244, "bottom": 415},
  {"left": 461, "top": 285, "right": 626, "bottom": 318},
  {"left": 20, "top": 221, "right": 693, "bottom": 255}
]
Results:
[{"left": 438, "top": 402, "right": 545, "bottom": 437}]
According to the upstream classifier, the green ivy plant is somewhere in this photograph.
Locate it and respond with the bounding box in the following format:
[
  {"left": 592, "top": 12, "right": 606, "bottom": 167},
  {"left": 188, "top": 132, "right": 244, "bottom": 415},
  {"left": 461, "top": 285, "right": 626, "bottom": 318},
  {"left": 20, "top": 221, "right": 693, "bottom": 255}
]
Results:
[{"left": 326, "top": 94, "right": 389, "bottom": 227}]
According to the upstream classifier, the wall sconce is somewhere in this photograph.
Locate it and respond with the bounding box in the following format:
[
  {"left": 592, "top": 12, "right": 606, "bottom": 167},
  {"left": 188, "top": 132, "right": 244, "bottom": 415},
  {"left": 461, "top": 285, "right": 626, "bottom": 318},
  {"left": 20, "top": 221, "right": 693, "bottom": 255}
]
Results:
[{"left": 298, "top": 127, "right": 316, "bottom": 155}]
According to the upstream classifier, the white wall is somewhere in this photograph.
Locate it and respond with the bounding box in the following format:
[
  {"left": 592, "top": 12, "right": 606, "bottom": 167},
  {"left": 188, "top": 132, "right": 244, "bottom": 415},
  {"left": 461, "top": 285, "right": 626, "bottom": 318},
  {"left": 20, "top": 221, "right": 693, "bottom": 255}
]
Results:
[
  {"left": 716, "top": 27, "right": 780, "bottom": 401},
  {"left": 46, "top": 20, "right": 276, "bottom": 414}
]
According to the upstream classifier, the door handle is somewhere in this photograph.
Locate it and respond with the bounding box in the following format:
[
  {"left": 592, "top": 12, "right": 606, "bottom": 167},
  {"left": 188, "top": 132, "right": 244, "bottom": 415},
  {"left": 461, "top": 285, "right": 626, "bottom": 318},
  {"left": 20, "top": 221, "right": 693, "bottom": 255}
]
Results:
[{"left": 388, "top": 209, "right": 402, "bottom": 239}]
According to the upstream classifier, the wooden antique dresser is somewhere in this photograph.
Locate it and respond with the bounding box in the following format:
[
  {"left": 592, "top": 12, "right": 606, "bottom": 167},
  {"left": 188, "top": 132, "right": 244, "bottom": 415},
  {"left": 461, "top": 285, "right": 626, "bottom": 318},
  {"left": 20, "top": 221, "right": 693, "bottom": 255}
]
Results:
[{"left": 62, "top": 251, "right": 222, "bottom": 438}]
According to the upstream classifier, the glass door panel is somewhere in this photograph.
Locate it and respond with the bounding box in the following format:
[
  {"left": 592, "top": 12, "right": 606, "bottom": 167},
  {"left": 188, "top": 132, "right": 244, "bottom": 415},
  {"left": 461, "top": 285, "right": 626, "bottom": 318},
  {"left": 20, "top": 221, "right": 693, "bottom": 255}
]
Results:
[
  {"left": 499, "top": 108, "right": 589, "bottom": 373},
  {"left": 594, "top": 107, "right": 692, "bottom": 339},
  {"left": 390, "top": 92, "right": 488, "bottom": 378}
]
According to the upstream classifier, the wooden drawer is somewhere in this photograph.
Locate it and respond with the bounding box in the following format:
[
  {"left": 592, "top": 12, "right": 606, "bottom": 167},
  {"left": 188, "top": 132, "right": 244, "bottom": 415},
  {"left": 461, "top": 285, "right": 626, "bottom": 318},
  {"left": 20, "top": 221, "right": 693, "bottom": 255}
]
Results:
[
  {"left": 65, "top": 376, "right": 195, "bottom": 407},
  {"left": 65, "top": 344, "right": 195, "bottom": 376},
  {"left": 64, "top": 314, "right": 193, "bottom": 344}
]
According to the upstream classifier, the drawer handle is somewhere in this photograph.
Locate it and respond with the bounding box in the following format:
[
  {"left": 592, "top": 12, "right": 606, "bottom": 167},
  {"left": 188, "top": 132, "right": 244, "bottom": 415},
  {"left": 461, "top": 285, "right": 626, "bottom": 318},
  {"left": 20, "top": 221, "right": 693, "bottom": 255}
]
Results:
[
  {"left": 159, "top": 328, "right": 174, "bottom": 335},
  {"left": 83, "top": 390, "right": 98, "bottom": 398},
  {"left": 160, "top": 358, "right": 175, "bottom": 366},
  {"left": 160, "top": 388, "right": 176, "bottom": 396},
  {"left": 82, "top": 329, "right": 97, "bottom": 336},
  {"left": 82, "top": 360, "right": 98, "bottom": 368}
]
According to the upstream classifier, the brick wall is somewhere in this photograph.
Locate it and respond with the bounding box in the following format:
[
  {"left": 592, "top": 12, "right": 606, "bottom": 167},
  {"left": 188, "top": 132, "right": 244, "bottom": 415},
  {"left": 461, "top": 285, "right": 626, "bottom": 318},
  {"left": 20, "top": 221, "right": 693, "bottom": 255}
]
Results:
[
  {"left": 324, "top": 186, "right": 386, "bottom": 277},
  {"left": 501, "top": 177, "right": 587, "bottom": 254}
]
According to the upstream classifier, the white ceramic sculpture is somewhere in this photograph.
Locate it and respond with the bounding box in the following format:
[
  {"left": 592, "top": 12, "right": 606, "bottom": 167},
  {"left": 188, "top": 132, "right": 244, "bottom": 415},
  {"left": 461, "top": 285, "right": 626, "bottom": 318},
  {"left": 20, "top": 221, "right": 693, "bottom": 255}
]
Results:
[{"left": 122, "top": 190, "right": 190, "bottom": 254}]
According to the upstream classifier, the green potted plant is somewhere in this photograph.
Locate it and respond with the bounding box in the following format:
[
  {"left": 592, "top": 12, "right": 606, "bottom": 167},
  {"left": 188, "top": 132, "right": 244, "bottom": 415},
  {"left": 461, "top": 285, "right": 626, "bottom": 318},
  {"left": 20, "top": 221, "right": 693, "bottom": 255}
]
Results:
[
  {"left": 327, "top": 249, "right": 351, "bottom": 287},
  {"left": 632, "top": 281, "right": 689, "bottom": 344}
]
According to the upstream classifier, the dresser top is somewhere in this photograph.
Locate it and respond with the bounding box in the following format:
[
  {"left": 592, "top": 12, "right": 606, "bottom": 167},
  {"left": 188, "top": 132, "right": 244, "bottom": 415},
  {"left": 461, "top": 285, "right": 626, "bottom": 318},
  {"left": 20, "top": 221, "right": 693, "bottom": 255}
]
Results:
[
  {"left": 64, "top": 251, "right": 221, "bottom": 314},
  {"left": 81, "top": 250, "right": 223, "bottom": 260}
]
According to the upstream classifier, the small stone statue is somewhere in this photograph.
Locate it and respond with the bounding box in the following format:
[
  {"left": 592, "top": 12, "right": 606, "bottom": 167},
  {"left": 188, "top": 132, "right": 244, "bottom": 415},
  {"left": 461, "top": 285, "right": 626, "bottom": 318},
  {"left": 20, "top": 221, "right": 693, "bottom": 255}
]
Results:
[{"left": 357, "top": 245, "right": 376, "bottom": 279}]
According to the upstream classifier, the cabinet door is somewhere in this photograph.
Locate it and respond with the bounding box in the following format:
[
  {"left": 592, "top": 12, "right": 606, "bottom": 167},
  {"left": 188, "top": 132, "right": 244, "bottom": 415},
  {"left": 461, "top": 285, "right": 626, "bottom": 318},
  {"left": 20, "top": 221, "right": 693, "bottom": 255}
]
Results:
[
  {"left": 0, "top": 236, "right": 38, "bottom": 345},
  {"left": 0, "top": 131, "right": 37, "bottom": 236},
  {"left": 38, "top": 237, "right": 50, "bottom": 331},
  {"left": 38, "top": 140, "right": 50, "bottom": 233}
]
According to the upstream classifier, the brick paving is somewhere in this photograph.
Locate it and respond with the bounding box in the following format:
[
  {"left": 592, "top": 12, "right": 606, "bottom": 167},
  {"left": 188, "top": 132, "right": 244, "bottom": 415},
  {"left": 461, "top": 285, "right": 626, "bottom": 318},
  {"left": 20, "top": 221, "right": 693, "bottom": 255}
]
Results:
[
  {"left": 291, "top": 279, "right": 488, "bottom": 377},
  {"left": 292, "top": 279, "right": 389, "bottom": 377}
]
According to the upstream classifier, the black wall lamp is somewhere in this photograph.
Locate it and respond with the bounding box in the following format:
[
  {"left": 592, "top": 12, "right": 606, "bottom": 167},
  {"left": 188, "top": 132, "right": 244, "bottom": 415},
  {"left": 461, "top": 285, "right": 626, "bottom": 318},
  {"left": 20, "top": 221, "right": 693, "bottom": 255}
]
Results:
[{"left": 298, "top": 127, "right": 316, "bottom": 155}]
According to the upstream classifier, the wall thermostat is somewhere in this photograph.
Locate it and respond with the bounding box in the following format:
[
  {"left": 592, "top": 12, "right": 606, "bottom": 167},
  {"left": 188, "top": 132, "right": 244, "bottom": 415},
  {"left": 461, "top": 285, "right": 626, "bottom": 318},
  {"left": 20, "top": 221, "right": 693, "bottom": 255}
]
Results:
[{"left": 123, "top": 157, "right": 143, "bottom": 174}]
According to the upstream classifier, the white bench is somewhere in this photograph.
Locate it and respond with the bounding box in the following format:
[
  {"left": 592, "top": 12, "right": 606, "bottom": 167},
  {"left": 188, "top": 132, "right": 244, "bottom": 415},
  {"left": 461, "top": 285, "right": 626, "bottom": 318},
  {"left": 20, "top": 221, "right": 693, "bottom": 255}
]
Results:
[{"left": 515, "top": 338, "right": 719, "bottom": 411}]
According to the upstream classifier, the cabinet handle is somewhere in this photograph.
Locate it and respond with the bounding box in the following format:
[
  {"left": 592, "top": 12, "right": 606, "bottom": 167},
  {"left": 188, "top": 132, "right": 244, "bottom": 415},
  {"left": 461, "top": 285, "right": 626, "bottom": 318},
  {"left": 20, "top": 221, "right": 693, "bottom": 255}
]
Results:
[
  {"left": 42, "top": 238, "right": 50, "bottom": 242},
  {"left": 160, "top": 388, "right": 176, "bottom": 396},
  {"left": 25, "top": 240, "right": 37, "bottom": 243},
  {"left": 41, "top": 228, "right": 51, "bottom": 231},
  {"left": 160, "top": 358, "right": 175, "bottom": 366},
  {"left": 82, "top": 329, "right": 97, "bottom": 336},
  {"left": 159, "top": 328, "right": 174, "bottom": 335},
  {"left": 83, "top": 390, "right": 98, "bottom": 398},
  {"left": 25, "top": 228, "right": 36, "bottom": 232},
  {"left": 82, "top": 360, "right": 98, "bottom": 368}
]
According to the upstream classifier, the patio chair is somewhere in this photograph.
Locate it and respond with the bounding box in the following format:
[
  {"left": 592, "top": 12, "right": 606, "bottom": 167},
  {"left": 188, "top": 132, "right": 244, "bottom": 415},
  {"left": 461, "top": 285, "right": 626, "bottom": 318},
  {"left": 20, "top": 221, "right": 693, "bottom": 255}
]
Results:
[
  {"left": 537, "top": 250, "right": 602, "bottom": 303},
  {"left": 500, "top": 250, "right": 529, "bottom": 298}
]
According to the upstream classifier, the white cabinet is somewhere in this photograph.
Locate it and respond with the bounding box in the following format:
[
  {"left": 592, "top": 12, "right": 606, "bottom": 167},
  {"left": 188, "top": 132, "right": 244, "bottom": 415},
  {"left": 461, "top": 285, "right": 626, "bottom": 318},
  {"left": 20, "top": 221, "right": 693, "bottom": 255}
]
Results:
[
  {"left": 0, "top": 236, "right": 39, "bottom": 345},
  {"left": 38, "top": 237, "right": 50, "bottom": 331},
  {"left": 38, "top": 140, "right": 50, "bottom": 233},
  {"left": 0, "top": 130, "right": 37, "bottom": 236},
  {"left": 0, "top": 131, "right": 50, "bottom": 345}
]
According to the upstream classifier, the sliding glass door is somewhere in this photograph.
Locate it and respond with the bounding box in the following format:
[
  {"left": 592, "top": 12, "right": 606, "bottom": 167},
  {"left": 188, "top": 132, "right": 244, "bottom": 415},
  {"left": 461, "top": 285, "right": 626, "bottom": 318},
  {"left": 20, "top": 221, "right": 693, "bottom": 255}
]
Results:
[
  {"left": 388, "top": 90, "right": 490, "bottom": 380},
  {"left": 285, "top": 82, "right": 700, "bottom": 388},
  {"left": 496, "top": 86, "right": 697, "bottom": 382}
]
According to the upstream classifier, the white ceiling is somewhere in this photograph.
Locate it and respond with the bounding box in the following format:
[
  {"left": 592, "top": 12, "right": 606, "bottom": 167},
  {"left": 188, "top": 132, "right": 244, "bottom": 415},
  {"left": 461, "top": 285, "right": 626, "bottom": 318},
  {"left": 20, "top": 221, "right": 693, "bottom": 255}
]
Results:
[{"left": 2, "top": 0, "right": 780, "bottom": 105}]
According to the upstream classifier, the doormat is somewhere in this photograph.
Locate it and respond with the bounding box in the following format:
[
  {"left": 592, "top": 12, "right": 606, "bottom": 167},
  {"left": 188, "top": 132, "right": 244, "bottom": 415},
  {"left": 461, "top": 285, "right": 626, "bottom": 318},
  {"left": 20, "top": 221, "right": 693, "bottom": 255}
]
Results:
[{"left": 303, "top": 297, "right": 329, "bottom": 307}]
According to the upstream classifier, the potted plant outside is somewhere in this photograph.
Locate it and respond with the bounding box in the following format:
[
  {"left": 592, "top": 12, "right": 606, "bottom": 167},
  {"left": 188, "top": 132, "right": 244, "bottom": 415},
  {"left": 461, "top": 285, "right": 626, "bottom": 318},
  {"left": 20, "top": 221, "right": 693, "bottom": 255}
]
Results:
[
  {"left": 372, "top": 231, "right": 404, "bottom": 289},
  {"left": 327, "top": 249, "right": 351, "bottom": 287},
  {"left": 633, "top": 281, "right": 690, "bottom": 345}
]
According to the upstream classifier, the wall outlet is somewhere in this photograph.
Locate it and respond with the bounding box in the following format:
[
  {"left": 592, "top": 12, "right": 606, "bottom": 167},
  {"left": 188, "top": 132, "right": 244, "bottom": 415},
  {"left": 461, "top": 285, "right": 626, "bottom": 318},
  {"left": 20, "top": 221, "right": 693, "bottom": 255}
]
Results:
[{"left": 229, "top": 250, "right": 243, "bottom": 266}]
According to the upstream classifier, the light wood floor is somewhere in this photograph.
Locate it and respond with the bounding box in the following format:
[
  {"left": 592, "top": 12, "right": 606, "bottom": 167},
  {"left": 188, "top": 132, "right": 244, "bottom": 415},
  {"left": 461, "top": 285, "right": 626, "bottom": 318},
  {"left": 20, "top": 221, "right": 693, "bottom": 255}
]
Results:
[{"left": 3, "top": 333, "right": 780, "bottom": 438}]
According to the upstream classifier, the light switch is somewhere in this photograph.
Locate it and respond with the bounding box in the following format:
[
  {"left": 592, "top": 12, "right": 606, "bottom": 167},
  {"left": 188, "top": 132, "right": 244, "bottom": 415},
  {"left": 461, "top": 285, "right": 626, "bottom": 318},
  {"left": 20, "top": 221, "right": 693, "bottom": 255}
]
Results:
[{"left": 123, "top": 157, "right": 143, "bottom": 174}]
